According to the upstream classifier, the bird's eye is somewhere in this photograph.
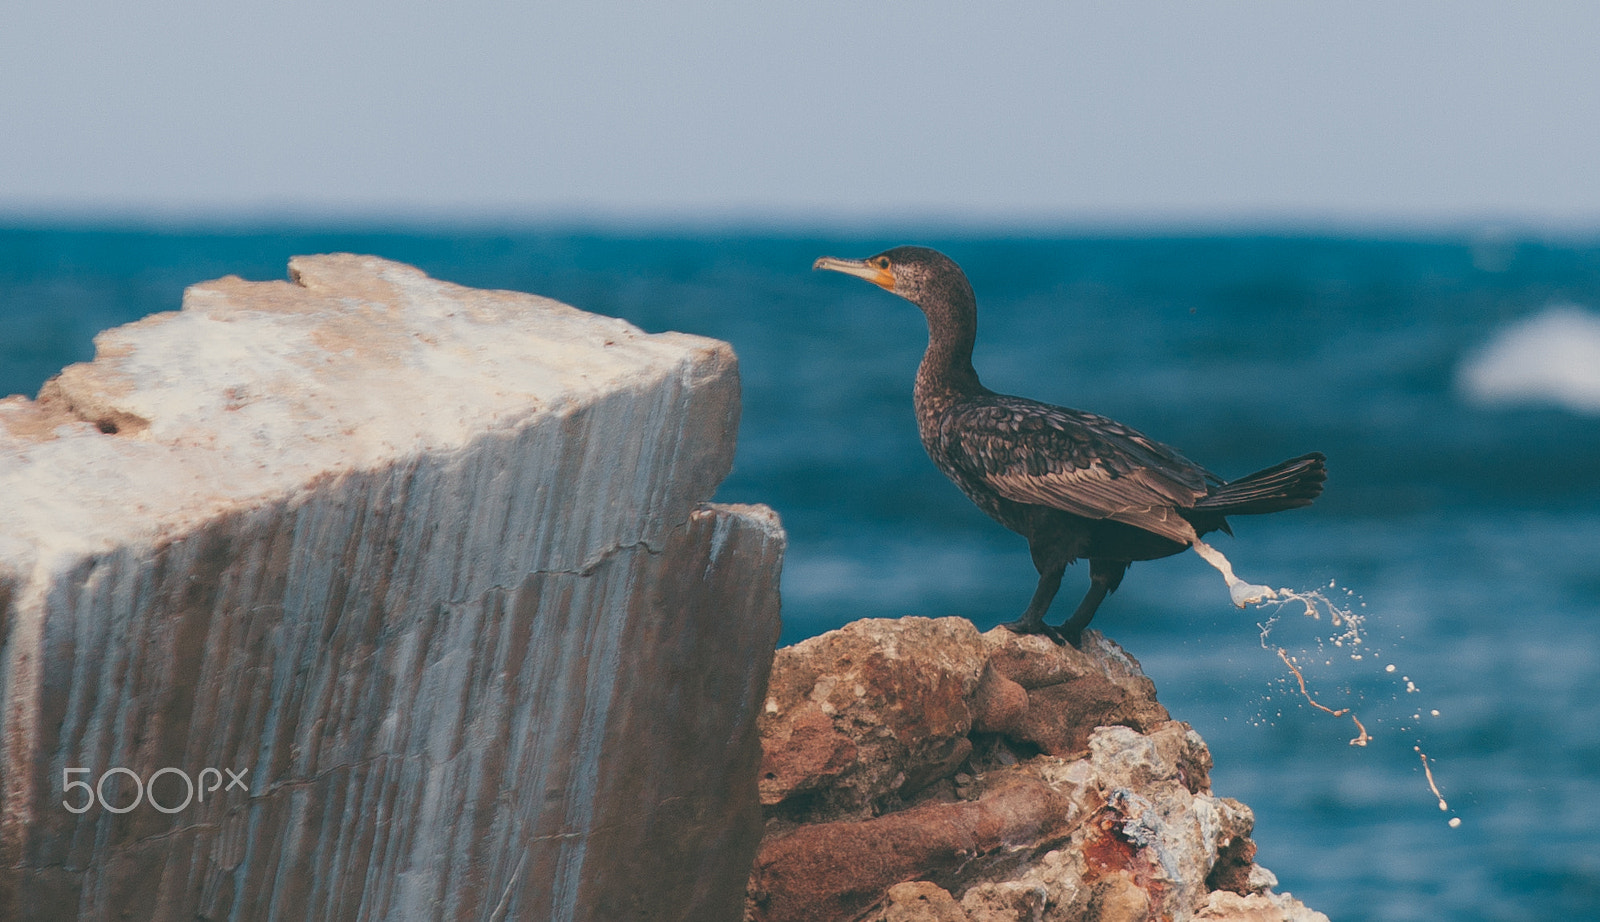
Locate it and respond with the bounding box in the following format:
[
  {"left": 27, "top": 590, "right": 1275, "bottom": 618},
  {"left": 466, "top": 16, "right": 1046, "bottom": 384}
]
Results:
[{"left": 875, "top": 257, "right": 891, "bottom": 270}]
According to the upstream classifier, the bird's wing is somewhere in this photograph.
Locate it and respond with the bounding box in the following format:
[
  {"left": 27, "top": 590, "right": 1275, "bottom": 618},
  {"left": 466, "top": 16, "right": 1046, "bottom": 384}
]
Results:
[{"left": 941, "top": 398, "right": 1216, "bottom": 544}]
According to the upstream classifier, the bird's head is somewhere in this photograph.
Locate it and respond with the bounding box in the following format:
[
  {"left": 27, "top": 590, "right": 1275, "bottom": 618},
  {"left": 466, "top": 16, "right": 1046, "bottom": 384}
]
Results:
[{"left": 812, "top": 246, "right": 973, "bottom": 314}]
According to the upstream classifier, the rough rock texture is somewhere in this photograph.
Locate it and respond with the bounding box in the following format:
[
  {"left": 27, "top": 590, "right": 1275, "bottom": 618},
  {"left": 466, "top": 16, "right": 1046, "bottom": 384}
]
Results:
[
  {"left": 748, "top": 618, "right": 1327, "bottom": 922},
  {"left": 0, "top": 255, "right": 784, "bottom": 922}
]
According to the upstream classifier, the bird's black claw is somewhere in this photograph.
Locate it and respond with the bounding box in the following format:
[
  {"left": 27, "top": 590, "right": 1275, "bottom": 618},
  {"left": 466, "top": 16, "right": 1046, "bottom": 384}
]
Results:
[{"left": 999, "top": 617, "right": 1068, "bottom": 646}]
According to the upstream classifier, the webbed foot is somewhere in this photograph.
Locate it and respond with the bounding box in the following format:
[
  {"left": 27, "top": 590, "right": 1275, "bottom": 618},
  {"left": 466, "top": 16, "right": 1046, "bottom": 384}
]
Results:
[{"left": 999, "top": 616, "right": 1068, "bottom": 646}]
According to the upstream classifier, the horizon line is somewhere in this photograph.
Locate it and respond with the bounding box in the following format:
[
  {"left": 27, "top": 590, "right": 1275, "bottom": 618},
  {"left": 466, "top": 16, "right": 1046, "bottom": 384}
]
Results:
[{"left": 3, "top": 206, "right": 1599, "bottom": 243}]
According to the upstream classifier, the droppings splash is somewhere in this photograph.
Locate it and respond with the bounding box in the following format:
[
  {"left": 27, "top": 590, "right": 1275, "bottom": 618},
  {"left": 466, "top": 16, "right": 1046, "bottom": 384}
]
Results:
[
  {"left": 1192, "top": 541, "right": 1461, "bottom": 828},
  {"left": 1418, "top": 748, "right": 1448, "bottom": 811},
  {"left": 1192, "top": 539, "right": 1277, "bottom": 607},
  {"left": 1274, "top": 646, "right": 1370, "bottom": 746}
]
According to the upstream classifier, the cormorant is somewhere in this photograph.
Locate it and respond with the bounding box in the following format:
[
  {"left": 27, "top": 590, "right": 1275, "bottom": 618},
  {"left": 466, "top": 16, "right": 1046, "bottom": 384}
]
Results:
[{"left": 813, "top": 246, "right": 1326, "bottom": 646}]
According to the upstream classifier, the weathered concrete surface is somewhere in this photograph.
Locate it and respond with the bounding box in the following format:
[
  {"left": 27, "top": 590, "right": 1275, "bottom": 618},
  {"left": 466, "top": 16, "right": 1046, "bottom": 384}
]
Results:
[
  {"left": 748, "top": 619, "right": 1327, "bottom": 922},
  {"left": 0, "top": 255, "right": 784, "bottom": 921}
]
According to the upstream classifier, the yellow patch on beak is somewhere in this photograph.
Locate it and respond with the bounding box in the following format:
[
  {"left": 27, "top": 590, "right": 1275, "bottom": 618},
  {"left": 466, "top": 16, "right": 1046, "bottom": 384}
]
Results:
[{"left": 813, "top": 256, "right": 895, "bottom": 291}]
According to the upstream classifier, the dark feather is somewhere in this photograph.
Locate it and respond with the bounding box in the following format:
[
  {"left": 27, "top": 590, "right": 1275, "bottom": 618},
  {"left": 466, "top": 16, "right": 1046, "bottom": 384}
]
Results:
[
  {"left": 939, "top": 398, "right": 1216, "bottom": 544},
  {"left": 1191, "top": 452, "right": 1327, "bottom": 515}
]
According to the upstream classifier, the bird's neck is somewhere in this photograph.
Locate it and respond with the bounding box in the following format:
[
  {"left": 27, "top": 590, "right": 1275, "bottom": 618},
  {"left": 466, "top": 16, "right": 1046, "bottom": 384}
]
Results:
[{"left": 914, "top": 300, "right": 984, "bottom": 400}]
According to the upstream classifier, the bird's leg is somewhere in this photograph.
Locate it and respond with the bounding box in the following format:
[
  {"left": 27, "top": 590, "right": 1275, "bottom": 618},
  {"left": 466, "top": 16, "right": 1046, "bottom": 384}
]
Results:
[
  {"left": 1058, "top": 559, "right": 1130, "bottom": 647},
  {"left": 1057, "top": 583, "right": 1107, "bottom": 648},
  {"left": 1000, "top": 565, "right": 1067, "bottom": 645}
]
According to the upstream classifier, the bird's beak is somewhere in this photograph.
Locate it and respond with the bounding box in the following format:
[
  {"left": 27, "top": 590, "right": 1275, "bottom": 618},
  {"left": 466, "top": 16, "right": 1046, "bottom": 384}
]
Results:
[{"left": 813, "top": 256, "right": 895, "bottom": 291}]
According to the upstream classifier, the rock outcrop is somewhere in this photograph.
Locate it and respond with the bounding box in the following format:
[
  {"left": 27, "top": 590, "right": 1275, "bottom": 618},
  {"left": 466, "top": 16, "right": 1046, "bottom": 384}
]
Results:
[
  {"left": 0, "top": 255, "right": 783, "bottom": 922},
  {"left": 747, "top": 618, "right": 1327, "bottom": 922}
]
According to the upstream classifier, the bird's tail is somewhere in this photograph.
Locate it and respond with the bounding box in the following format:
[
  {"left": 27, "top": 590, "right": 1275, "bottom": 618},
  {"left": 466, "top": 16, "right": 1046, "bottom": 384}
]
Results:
[{"left": 1192, "top": 452, "right": 1327, "bottom": 516}]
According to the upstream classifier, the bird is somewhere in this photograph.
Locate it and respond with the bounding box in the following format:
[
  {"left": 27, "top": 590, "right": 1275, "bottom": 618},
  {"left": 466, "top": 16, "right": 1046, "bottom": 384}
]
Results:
[{"left": 813, "top": 245, "right": 1326, "bottom": 646}]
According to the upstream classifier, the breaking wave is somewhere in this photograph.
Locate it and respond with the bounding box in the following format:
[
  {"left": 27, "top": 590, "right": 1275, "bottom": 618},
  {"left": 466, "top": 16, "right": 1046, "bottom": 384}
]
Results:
[{"left": 1458, "top": 304, "right": 1600, "bottom": 414}]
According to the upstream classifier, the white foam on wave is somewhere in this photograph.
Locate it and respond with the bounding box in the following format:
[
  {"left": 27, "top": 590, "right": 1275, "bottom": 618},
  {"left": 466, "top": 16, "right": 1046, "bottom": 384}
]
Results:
[{"left": 1458, "top": 304, "right": 1600, "bottom": 414}]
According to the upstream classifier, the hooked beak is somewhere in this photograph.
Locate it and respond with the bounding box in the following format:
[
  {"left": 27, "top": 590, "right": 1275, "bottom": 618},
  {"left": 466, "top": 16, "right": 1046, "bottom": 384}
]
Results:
[{"left": 813, "top": 256, "right": 895, "bottom": 291}]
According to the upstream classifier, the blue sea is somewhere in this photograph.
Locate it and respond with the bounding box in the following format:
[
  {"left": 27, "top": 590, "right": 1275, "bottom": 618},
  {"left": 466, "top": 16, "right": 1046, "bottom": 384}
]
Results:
[{"left": 3, "top": 226, "right": 1598, "bottom": 921}]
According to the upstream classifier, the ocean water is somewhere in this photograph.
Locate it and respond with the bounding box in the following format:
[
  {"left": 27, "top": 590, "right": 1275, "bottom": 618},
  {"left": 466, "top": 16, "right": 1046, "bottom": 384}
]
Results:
[{"left": 3, "top": 226, "right": 1599, "bottom": 920}]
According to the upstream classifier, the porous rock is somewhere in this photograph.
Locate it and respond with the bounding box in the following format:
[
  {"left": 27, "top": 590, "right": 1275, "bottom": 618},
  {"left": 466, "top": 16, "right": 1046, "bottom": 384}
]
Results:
[
  {"left": 976, "top": 631, "right": 1171, "bottom": 757},
  {"left": 1195, "top": 890, "right": 1333, "bottom": 922},
  {"left": 1, "top": 255, "right": 783, "bottom": 922},
  {"left": 758, "top": 617, "right": 988, "bottom": 818},
  {"left": 869, "top": 881, "right": 969, "bottom": 922},
  {"left": 747, "top": 619, "right": 1328, "bottom": 922}
]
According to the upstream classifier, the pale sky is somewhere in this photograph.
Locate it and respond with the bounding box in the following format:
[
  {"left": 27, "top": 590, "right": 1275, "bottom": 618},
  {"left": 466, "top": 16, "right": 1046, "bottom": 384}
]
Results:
[{"left": 3, "top": 1, "right": 1599, "bottom": 228}]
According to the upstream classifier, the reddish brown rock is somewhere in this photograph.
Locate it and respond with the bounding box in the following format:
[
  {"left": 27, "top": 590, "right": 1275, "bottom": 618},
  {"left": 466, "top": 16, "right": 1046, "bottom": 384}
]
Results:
[
  {"left": 747, "top": 619, "right": 1329, "bottom": 922},
  {"left": 980, "top": 632, "right": 1171, "bottom": 758},
  {"left": 869, "top": 882, "right": 970, "bottom": 922},
  {"left": 1085, "top": 873, "right": 1153, "bottom": 922},
  {"left": 759, "top": 618, "right": 989, "bottom": 818},
  {"left": 959, "top": 880, "right": 1050, "bottom": 922},
  {"left": 970, "top": 666, "right": 1029, "bottom": 736},
  {"left": 1207, "top": 836, "right": 1263, "bottom": 897},
  {"left": 748, "top": 767, "right": 1090, "bottom": 922}
]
